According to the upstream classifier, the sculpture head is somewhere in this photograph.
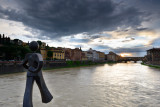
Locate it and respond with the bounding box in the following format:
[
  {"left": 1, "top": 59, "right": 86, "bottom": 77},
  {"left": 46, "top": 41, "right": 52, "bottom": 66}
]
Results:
[{"left": 29, "top": 41, "right": 39, "bottom": 52}]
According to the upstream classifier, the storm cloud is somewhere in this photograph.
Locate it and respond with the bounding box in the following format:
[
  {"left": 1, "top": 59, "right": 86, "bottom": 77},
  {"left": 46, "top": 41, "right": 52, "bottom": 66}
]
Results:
[
  {"left": 0, "top": 0, "right": 159, "bottom": 56},
  {"left": 0, "top": 0, "right": 146, "bottom": 38}
]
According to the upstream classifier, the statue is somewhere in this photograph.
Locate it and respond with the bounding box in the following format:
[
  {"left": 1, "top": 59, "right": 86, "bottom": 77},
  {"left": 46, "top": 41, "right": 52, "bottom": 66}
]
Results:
[{"left": 23, "top": 41, "right": 53, "bottom": 107}]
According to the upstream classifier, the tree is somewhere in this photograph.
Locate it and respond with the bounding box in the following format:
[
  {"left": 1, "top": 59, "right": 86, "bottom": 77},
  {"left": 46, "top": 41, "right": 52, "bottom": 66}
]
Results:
[
  {"left": 37, "top": 40, "right": 42, "bottom": 46},
  {"left": 47, "top": 51, "right": 53, "bottom": 60},
  {"left": 0, "top": 45, "right": 32, "bottom": 60},
  {"left": 45, "top": 44, "right": 50, "bottom": 50},
  {"left": 20, "top": 46, "right": 32, "bottom": 59},
  {"left": 37, "top": 40, "right": 42, "bottom": 53}
]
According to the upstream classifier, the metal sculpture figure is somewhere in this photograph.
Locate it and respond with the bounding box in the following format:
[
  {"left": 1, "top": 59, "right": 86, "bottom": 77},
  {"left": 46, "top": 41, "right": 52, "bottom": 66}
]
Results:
[{"left": 23, "top": 41, "right": 53, "bottom": 107}]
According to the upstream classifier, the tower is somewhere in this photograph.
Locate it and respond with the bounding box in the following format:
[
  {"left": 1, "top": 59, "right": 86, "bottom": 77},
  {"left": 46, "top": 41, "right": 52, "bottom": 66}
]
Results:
[
  {"left": 0, "top": 34, "right": 1, "bottom": 44},
  {"left": 7, "top": 37, "right": 10, "bottom": 44},
  {"left": 2, "top": 34, "right": 5, "bottom": 44}
]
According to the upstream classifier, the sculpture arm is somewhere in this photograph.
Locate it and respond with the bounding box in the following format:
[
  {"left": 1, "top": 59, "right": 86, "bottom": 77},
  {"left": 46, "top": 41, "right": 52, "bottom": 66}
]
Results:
[
  {"left": 23, "top": 54, "right": 30, "bottom": 69},
  {"left": 28, "top": 53, "right": 43, "bottom": 73}
]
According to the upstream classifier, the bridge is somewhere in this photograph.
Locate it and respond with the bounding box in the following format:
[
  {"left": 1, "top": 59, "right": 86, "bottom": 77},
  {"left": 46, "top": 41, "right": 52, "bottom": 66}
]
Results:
[{"left": 119, "top": 57, "right": 144, "bottom": 63}]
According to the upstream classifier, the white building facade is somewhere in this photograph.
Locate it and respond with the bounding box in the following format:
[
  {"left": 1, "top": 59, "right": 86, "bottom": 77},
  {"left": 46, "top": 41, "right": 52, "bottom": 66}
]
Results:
[{"left": 88, "top": 48, "right": 99, "bottom": 61}]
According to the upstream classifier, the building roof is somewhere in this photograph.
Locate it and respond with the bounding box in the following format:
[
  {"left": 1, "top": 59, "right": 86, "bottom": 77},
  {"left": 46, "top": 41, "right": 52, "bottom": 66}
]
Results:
[
  {"left": 108, "top": 51, "right": 117, "bottom": 55},
  {"left": 147, "top": 48, "right": 160, "bottom": 51}
]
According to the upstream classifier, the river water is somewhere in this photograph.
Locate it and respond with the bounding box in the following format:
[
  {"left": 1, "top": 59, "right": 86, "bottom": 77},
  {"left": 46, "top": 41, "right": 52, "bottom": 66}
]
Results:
[{"left": 0, "top": 62, "right": 160, "bottom": 107}]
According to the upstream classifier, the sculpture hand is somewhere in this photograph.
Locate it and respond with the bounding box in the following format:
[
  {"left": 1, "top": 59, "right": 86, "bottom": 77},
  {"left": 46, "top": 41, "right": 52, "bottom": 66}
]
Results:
[
  {"left": 28, "top": 66, "right": 35, "bottom": 73},
  {"left": 23, "top": 53, "right": 31, "bottom": 69}
]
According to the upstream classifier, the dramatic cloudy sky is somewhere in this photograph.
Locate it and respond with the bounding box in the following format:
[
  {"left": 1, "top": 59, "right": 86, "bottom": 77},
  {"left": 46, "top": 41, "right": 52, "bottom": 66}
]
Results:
[{"left": 0, "top": 0, "right": 160, "bottom": 56}]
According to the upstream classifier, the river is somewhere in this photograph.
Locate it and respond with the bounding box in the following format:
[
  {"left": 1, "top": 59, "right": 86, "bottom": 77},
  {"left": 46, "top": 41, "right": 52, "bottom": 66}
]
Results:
[{"left": 0, "top": 62, "right": 160, "bottom": 107}]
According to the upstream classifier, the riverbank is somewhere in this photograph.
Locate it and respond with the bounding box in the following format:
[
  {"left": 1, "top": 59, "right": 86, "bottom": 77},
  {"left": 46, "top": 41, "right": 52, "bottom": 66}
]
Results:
[
  {"left": 0, "top": 61, "right": 115, "bottom": 74},
  {"left": 141, "top": 62, "right": 160, "bottom": 69},
  {"left": 43, "top": 61, "right": 112, "bottom": 70}
]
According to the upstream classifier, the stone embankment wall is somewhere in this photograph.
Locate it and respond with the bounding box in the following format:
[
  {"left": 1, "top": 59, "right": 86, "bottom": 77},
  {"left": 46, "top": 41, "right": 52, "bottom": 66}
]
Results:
[
  {"left": 0, "top": 62, "right": 25, "bottom": 74},
  {"left": 43, "top": 61, "right": 67, "bottom": 69},
  {"left": 145, "top": 61, "right": 160, "bottom": 66},
  {"left": 0, "top": 60, "right": 106, "bottom": 74},
  {"left": 0, "top": 61, "right": 67, "bottom": 74}
]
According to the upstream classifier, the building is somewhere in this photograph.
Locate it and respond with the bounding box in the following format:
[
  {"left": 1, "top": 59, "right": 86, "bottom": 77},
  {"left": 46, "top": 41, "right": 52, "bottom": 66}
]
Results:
[
  {"left": 87, "top": 51, "right": 93, "bottom": 61},
  {"left": 106, "top": 51, "right": 120, "bottom": 61},
  {"left": 41, "top": 42, "right": 46, "bottom": 49},
  {"left": 64, "top": 48, "right": 72, "bottom": 60},
  {"left": 22, "top": 42, "right": 28, "bottom": 46},
  {"left": 40, "top": 47, "right": 65, "bottom": 60},
  {"left": 40, "top": 49, "right": 47, "bottom": 60},
  {"left": 71, "top": 48, "right": 82, "bottom": 61},
  {"left": 146, "top": 48, "right": 160, "bottom": 65},
  {"left": 88, "top": 48, "right": 99, "bottom": 61},
  {"left": 81, "top": 51, "right": 88, "bottom": 61},
  {"left": 97, "top": 51, "right": 105, "bottom": 61},
  {"left": 52, "top": 47, "right": 65, "bottom": 60},
  {"left": 147, "top": 48, "right": 160, "bottom": 61},
  {"left": 13, "top": 39, "right": 23, "bottom": 45},
  {"left": 64, "top": 47, "right": 82, "bottom": 61},
  {"left": 83, "top": 51, "right": 93, "bottom": 61}
]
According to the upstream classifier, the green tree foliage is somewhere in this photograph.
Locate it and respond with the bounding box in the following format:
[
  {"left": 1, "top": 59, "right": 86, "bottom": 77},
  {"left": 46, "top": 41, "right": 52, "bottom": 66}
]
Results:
[
  {"left": 53, "top": 58, "right": 57, "bottom": 60},
  {"left": 45, "top": 44, "right": 50, "bottom": 50},
  {"left": 75, "top": 61, "right": 80, "bottom": 66},
  {"left": 66, "top": 61, "right": 85, "bottom": 66},
  {"left": 47, "top": 51, "right": 53, "bottom": 60},
  {"left": 66, "top": 61, "right": 74, "bottom": 66},
  {"left": 37, "top": 40, "right": 42, "bottom": 46},
  {"left": 0, "top": 44, "right": 31, "bottom": 60},
  {"left": 37, "top": 40, "right": 42, "bottom": 53}
]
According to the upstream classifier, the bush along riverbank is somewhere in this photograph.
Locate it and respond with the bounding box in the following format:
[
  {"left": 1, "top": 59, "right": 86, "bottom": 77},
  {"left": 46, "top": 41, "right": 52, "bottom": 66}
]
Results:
[
  {"left": 141, "top": 62, "right": 160, "bottom": 69},
  {"left": 43, "top": 61, "right": 107, "bottom": 70}
]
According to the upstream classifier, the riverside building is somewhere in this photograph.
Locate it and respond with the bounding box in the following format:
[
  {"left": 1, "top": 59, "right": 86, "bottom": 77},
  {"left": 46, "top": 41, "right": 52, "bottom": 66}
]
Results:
[{"left": 146, "top": 48, "right": 160, "bottom": 65}]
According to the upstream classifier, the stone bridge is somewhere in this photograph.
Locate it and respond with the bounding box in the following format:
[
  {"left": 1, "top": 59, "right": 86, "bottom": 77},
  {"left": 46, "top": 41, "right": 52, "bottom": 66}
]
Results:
[{"left": 119, "top": 57, "right": 144, "bottom": 63}]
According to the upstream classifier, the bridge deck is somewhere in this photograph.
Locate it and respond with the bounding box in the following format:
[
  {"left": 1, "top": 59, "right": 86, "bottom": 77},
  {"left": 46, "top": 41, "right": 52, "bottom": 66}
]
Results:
[{"left": 119, "top": 57, "right": 144, "bottom": 61}]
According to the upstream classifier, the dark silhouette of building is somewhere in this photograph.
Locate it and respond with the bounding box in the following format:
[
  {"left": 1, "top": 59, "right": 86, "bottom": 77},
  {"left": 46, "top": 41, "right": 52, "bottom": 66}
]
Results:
[
  {"left": 146, "top": 48, "right": 160, "bottom": 62},
  {"left": 0, "top": 34, "right": 1, "bottom": 44},
  {"left": 13, "top": 39, "right": 23, "bottom": 45},
  {"left": 142, "top": 48, "right": 160, "bottom": 65},
  {"left": 106, "top": 51, "right": 120, "bottom": 61},
  {"left": 0, "top": 34, "right": 10, "bottom": 45}
]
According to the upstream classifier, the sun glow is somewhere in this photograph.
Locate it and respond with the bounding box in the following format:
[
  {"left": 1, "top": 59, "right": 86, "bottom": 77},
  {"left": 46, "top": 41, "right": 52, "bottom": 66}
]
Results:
[{"left": 120, "top": 53, "right": 132, "bottom": 57}]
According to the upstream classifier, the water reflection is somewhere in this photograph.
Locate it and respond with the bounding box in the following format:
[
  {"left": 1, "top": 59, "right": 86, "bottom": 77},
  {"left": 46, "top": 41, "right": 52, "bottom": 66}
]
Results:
[{"left": 0, "top": 63, "right": 160, "bottom": 107}]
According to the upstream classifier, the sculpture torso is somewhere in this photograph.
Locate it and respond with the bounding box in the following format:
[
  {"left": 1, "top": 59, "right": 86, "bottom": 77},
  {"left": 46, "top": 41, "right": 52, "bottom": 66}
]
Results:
[
  {"left": 23, "top": 53, "right": 43, "bottom": 76},
  {"left": 28, "top": 54, "right": 39, "bottom": 69}
]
